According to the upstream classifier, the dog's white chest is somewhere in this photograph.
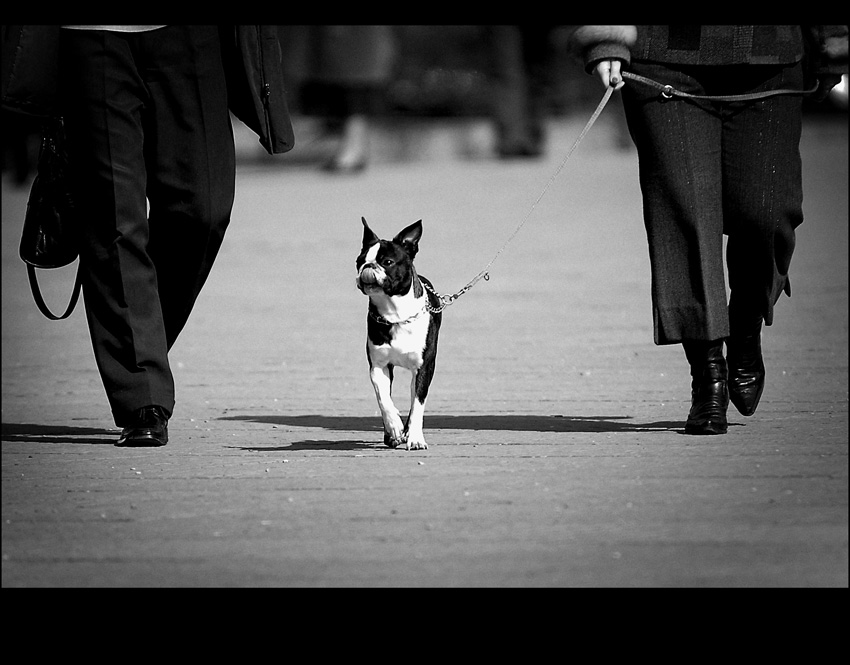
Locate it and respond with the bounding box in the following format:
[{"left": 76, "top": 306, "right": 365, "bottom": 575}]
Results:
[{"left": 368, "top": 304, "right": 430, "bottom": 370}]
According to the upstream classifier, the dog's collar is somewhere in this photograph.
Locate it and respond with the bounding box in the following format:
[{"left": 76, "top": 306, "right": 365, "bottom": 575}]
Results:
[
  {"left": 368, "top": 306, "right": 426, "bottom": 326},
  {"left": 367, "top": 274, "right": 432, "bottom": 326}
]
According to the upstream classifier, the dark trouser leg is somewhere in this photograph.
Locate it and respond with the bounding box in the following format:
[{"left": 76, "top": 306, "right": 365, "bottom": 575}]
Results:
[
  {"left": 722, "top": 63, "right": 803, "bottom": 415},
  {"left": 488, "top": 25, "right": 552, "bottom": 157},
  {"left": 622, "top": 62, "right": 728, "bottom": 345},
  {"left": 623, "top": 63, "right": 730, "bottom": 432},
  {"left": 59, "top": 26, "right": 235, "bottom": 427},
  {"left": 723, "top": 63, "right": 804, "bottom": 329},
  {"left": 623, "top": 61, "right": 805, "bottom": 423},
  {"left": 141, "top": 27, "right": 236, "bottom": 347}
]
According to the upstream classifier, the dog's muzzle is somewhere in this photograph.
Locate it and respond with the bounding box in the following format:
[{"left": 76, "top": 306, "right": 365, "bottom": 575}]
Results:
[{"left": 357, "top": 264, "right": 385, "bottom": 293}]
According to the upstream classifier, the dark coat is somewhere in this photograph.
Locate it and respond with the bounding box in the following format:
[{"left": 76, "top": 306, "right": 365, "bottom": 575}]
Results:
[
  {"left": 1, "top": 24, "right": 294, "bottom": 155},
  {"left": 569, "top": 25, "right": 848, "bottom": 81},
  {"left": 220, "top": 25, "right": 294, "bottom": 154}
]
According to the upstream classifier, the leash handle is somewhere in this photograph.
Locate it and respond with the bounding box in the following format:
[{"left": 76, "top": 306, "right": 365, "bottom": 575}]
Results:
[{"left": 621, "top": 71, "right": 819, "bottom": 102}]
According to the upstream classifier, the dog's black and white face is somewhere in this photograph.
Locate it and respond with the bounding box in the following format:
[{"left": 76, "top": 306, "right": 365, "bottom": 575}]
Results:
[{"left": 356, "top": 218, "right": 421, "bottom": 298}]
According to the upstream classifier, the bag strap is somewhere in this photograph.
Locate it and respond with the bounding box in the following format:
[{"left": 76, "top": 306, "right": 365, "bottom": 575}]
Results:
[{"left": 26, "top": 262, "right": 82, "bottom": 320}]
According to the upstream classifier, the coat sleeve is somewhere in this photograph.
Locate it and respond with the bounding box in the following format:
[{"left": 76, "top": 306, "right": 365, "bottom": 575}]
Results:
[
  {"left": 568, "top": 25, "right": 638, "bottom": 74},
  {"left": 220, "top": 25, "right": 295, "bottom": 155}
]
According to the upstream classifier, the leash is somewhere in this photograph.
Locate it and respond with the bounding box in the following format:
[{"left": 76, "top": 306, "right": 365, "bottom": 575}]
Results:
[
  {"left": 423, "top": 72, "right": 818, "bottom": 313},
  {"left": 424, "top": 85, "right": 616, "bottom": 312},
  {"left": 620, "top": 70, "right": 819, "bottom": 102}
]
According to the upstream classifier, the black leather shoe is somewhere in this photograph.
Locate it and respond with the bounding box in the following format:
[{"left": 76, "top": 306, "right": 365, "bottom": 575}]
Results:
[
  {"left": 727, "top": 327, "right": 765, "bottom": 417},
  {"left": 683, "top": 341, "right": 729, "bottom": 435},
  {"left": 116, "top": 405, "right": 169, "bottom": 447}
]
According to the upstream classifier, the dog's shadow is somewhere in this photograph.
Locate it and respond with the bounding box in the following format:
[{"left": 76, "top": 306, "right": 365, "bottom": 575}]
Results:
[{"left": 220, "top": 413, "right": 699, "bottom": 451}]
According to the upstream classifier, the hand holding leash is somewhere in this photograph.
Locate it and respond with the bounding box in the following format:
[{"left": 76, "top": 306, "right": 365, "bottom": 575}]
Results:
[{"left": 594, "top": 59, "right": 626, "bottom": 90}]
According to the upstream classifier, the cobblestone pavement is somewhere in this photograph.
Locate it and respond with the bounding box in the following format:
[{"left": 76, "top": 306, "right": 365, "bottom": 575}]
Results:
[{"left": 2, "top": 113, "right": 846, "bottom": 587}]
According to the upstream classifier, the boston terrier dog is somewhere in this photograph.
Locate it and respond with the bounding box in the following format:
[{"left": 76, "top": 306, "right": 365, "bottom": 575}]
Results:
[{"left": 356, "top": 217, "right": 442, "bottom": 450}]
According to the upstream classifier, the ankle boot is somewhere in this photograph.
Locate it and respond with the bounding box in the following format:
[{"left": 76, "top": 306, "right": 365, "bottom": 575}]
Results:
[
  {"left": 727, "top": 318, "right": 765, "bottom": 417},
  {"left": 683, "top": 341, "right": 729, "bottom": 435}
]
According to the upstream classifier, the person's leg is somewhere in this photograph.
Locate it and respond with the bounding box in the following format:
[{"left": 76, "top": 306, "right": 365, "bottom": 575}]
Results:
[
  {"left": 324, "top": 86, "right": 372, "bottom": 172},
  {"left": 489, "top": 25, "right": 539, "bottom": 157},
  {"left": 622, "top": 62, "right": 729, "bottom": 346},
  {"left": 141, "top": 25, "right": 235, "bottom": 348},
  {"left": 59, "top": 26, "right": 234, "bottom": 433},
  {"left": 721, "top": 62, "right": 804, "bottom": 416},
  {"left": 60, "top": 28, "right": 175, "bottom": 428},
  {"left": 520, "top": 25, "right": 556, "bottom": 155},
  {"left": 623, "top": 62, "right": 730, "bottom": 434}
]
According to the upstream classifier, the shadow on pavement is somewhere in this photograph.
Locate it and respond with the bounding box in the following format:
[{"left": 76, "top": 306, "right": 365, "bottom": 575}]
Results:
[
  {"left": 229, "top": 440, "right": 386, "bottom": 452},
  {"left": 220, "top": 413, "right": 687, "bottom": 434},
  {"left": 1, "top": 423, "right": 118, "bottom": 445}
]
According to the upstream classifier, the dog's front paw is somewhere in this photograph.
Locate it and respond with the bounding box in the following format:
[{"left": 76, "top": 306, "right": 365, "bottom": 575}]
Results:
[
  {"left": 381, "top": 412, "right": 406, "bottom": 448},
  {"left": 405, "top": 433, "right": 428, "bottom": 451},
  {"left": 383, "top": 431, "right": 407, "bottom": 448}
]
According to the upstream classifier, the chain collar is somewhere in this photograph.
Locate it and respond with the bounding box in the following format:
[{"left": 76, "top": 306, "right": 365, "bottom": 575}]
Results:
[
  {"left": 366, "top": 276, "right": 462, "bottom": 325},
  {"left": 368, "top": 306, "right": 427, "bottom": 326}
]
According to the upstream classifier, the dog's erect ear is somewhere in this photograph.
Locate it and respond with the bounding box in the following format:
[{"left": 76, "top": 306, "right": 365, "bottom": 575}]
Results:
[
  {"left": 361, "top": 217, "right": 380, "bottom": 249},
  {"left": 393, "top": 220, "right": 423, "bottom": 258}
]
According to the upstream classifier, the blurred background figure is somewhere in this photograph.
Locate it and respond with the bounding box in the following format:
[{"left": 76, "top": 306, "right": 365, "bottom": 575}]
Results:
[
  {"left": 298, "top": 25, "right": 397, "bottom": 172},
  {"left": 486, "top": 25, "right": 560, "bottom": 158}
]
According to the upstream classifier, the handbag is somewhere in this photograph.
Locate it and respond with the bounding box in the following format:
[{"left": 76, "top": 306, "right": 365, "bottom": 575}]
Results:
[{"left": 20, "top": 116, "right": 82, "bottom": 320}]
